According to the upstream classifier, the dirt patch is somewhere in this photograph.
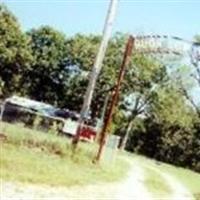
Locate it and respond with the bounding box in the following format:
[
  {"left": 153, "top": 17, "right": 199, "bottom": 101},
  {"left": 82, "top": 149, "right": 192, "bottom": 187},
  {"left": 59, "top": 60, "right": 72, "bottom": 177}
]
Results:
[
  {"left": 0, "top": 133, "right": 7, "bottom": 142},
  {"left": 194, "top": 193, "right": 200, "bottom": 200}
]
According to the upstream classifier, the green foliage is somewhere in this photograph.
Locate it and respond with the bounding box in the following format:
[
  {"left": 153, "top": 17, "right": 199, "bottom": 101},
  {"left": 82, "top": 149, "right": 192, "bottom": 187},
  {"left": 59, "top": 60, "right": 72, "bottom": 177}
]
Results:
[
  {"left": 151, "top": 86, "right": 193, "bottom": 127},
  {"left": 64, "top": 33, "right": 126, "bottom": 115},
  {"left": 23, "top": 26, "right": 68, "bottom": 105},
  {"left": 126, "top": 86, "right": 200, "bottom": 172},
  {"left": 115, "top": 54, "right": 167, "bottom": 150},
  {"left": 120, "top": 54, "right": 167, "bottom": 125},
  {"left": 55, "top": 34, "right": 99, "bottom": 111},
  {"left": 0, "top": 4, "right": 32, "bottom": 98},
  {"left": 66, "top": 34, "right": 100, "bottom": 71}
]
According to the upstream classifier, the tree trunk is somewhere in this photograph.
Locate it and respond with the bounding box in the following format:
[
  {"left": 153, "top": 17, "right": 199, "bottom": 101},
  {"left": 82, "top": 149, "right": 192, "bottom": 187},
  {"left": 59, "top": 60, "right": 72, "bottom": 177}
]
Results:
[{"left": 119, "top": 118, "right": 135, "bottom": 151}]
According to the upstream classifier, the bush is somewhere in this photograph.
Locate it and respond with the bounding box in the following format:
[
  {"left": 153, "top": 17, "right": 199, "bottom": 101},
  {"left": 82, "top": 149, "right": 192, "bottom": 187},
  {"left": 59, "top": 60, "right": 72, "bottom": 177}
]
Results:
[{"left": 125, "top": 117, "right": 200, "bottom": 173}]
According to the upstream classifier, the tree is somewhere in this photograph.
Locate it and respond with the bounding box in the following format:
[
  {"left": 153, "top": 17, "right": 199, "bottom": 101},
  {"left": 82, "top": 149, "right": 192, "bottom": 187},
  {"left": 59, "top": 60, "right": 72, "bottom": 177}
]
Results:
[
  {"left": 63, "top": 33, "right": 126, "bottom": 116},
  {"left": 172, "top": 35, "right": 200, "bottom": 117},
  {"left": 0, "top": 4, "right": 32, "bottom": 98},
  {"left": 151, "top": 86, "right": 198, "bottom": 167},
  {"left": 62, "top": 34, "right": 100, "bottom": 112},
  {"left": 191, "top": 35, "right": 200, "bottom": 94},
  {"left": 128, "top": 101, "right": 199, "bottom": 172},
  {"left": 126, "top": 84, "right": 200, "bottom": 171},
  {"left": 172, "top": 65, "right": 200, "bottom": 117},
  {"left": 23, "top": 26, "right": 68, "bottom": 106},
  {"left": 118, "top": 54, "right": 167, "bottom": 149},
  {"left": 150, "top": 85, "right": 193, "bottom": 127}
]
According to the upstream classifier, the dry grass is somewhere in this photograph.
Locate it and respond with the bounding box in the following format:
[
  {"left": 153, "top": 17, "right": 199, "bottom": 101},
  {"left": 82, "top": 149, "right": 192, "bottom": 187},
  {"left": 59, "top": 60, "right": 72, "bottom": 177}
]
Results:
[{"left": 0, "top": 122, "right": 129, "bottom": 186}]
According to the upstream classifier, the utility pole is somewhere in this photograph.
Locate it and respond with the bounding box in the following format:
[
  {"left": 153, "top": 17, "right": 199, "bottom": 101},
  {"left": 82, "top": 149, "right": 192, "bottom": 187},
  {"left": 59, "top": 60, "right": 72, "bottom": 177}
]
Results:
[
  {"left": 94, "top": 36, "right": 134, "bottom": 163},
  {"left": 72, "top": 0, "right": 119, "bottom": 149}
]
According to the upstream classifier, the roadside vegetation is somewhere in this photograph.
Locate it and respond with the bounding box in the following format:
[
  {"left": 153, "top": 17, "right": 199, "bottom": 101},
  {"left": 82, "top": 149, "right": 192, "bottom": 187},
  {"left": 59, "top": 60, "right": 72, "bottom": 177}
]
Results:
[
  {"left": 159, "top": 162, "right": 200, "bottom": 200},
  {"left": 129, "top": 154, "right": 200, "bottom": 199},
  {"left": 1, "top": 122, "right": 200, "bottom": 198},
  {"left": 144, "top": 167, "right": 172, "bottom": 199},
  {"left": 0, "top": 122, "right": 129, "bottom": 186}
]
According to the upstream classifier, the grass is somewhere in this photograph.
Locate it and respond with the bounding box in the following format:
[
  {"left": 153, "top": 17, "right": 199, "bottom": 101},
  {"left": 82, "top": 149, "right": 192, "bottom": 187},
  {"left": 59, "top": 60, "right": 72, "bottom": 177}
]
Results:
[
  {"left": 157, "top": 162, "right": 200, "bottom": 200},
  {"left": 0, "top": 122, "right": 129, "bottom": 186},
  {"left": 144, "top": 167, "right": 172, "bottom": 199},
  {"left": 128, "top": 153, "right": 200, "bottom": 199},
  {"left": 1, "top": 121, "right": 199, "bottom": 198}
]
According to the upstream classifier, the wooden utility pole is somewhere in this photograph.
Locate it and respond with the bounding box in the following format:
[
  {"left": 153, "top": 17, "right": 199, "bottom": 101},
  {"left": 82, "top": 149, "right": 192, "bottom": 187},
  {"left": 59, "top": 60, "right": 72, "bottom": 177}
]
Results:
[
  {"left": 72, "top": 0, "right": 119, "bottom": 149},
  {"left": 94, "top": 36, "right": 135, "bottom": 162}
]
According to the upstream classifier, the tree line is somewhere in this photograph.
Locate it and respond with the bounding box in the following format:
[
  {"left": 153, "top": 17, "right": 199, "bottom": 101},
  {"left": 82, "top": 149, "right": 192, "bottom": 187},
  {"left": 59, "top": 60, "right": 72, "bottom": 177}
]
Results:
[{"left": 0, "top": 4, "right": 199, "bottom": 172}]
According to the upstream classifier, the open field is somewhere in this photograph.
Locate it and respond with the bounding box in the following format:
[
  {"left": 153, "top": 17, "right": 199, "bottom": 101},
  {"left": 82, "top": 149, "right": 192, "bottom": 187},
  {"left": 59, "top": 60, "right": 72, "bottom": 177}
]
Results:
[
  {"left": 0, "top": 122, "right": 129, "bottom": 186},
  {"left": 1, "top": 122, "right": 200, "bottom": 200}
]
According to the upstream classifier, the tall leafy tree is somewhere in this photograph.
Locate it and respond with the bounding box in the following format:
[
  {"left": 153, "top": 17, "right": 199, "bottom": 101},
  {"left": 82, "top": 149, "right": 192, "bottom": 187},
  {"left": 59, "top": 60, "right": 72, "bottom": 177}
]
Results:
[
  {"left": 0, "top": 4, "right": 32, "bottom": 98},
  {"left": 127, "top": 84, "right": 199, "bottom": 171},
  {"left": 193, "top": 35, "right": 200, "bottom": 86},
  {"left": 24, "top": 26, "right": 68, "bottom": 105},
  {"left": 148, "top": 86, "right": 197, "bottom": 168},
  {"left": 63, "top": 33, "right": 126, "bottom": 116},
  {"left": 172, "top": 35, "right": 200, "bottom": 117},
  {"left": 118, "top": 54, "right": 167, "bottom": 149},
  {"left": 62, "top": 34, "right": 100, "bottom": 112}
]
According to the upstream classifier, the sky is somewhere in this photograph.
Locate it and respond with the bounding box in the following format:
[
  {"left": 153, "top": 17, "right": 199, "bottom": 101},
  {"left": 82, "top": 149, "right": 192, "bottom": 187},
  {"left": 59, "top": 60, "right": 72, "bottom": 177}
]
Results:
[{"left": 1, "top": 0, "right": 200, "bottom": 40}]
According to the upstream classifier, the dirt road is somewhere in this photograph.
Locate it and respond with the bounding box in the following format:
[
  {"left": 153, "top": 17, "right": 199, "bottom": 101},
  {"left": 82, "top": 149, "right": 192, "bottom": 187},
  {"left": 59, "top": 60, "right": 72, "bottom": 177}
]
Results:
[{"left": 0, "top": 158, "right": 194, "bottom": 200}]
